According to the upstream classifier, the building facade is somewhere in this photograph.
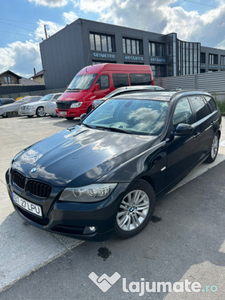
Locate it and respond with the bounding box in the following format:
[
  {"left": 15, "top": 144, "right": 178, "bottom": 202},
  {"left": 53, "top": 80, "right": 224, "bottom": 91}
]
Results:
[{"left": 40, "top": 18, "right": 225, "bottom": 89}]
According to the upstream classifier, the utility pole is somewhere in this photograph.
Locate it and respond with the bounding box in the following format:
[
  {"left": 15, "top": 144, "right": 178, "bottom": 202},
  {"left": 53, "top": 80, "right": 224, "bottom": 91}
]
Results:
[{"left": 44, "top": 25, "right": 48, "bottom": 39}]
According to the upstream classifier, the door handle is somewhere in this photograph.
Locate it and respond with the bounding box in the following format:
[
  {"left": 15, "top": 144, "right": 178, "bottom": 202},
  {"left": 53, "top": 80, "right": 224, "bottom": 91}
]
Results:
[{"left": 194, "top": 132, "right": 200, "bottom": 138}]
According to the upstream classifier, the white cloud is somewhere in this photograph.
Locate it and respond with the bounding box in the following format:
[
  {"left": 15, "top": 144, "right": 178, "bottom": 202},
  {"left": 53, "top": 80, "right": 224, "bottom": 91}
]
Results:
[
  {"left": 35, "top": 20, "right": 63, "bottom": 40},
  {"left": 28, "top": 0, "right": 69, "bottom": 7},
  {"left": 0, "top": 41, "right": 41, "bottom": 78},
  {"left": 79, "top": 0, "right": 113, "bottom": 13},
  {"left": 63, "top": 11, "right": 79, "bottom": 24}
]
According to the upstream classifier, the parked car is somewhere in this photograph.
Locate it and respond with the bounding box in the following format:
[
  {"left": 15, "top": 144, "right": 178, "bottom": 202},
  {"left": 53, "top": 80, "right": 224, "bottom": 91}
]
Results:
[
  {"left": 0, "top": 98, "right": 14, "bottom": 106},
  {"left": 92, "top": 85, "right": 165, "bottom": 109},
  {"left": 0, "top": 96, "right": 42, "bottom": 117},
  {"left": 6, "top": 90, "right": 221, "bottom": 241},
  {"left": 18, "top": 93, "right": 62, "bottom": 117},
  {"left": 44, "top": 93, "right": 63, "bottom": 117}
]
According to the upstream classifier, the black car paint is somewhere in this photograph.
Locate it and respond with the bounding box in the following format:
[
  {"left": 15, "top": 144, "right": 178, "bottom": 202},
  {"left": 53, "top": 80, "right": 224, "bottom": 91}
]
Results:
[{"left": 5, "top": 91, "right": 221, "bottom": 240}]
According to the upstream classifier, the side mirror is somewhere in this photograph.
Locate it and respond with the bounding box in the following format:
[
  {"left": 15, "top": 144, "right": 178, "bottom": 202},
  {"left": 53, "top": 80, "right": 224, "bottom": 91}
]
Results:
[
  {"left": 94, "top": 83, "right": 100, "bottom": 92},
  {"left": 80, "top": 113, "right": 86, "bottom": 121},
  {"left": 175, "top": 123, "right": 193, "bottom": 136}
]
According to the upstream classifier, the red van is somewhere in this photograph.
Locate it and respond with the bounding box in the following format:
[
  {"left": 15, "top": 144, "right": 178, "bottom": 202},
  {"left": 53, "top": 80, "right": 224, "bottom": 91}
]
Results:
[{"left": 56, "top": 63, "right": 154, "bottom": 120}]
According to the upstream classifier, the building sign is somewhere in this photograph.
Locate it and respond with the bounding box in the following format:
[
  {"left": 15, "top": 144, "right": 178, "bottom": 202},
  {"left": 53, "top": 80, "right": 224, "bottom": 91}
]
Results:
[
  {"left": 124, "top": 55, "right": 144, "bottom": 62},
  {"left": 92, "top": 52, "right": 116, "bottom": 59},
  {"left": 208, "top": 65, "right": 218, "bottom": 69},
  {"left": 150, "top": 57, "right": 166, "bottom": 63}
]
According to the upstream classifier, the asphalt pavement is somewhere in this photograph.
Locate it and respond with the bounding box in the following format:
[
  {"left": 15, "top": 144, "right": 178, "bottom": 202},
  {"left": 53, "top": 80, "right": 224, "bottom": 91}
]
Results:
[{"left": 0, "top": 115, "right": 225, "bottom": 300}]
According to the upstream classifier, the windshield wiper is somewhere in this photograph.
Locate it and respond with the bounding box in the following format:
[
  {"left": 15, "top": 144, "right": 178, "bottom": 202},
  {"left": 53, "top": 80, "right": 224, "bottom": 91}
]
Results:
[
  {"left": 95, "top": 125, "right": 130, "bottom": 134},
  {"left": 108, "top": 127, "right": 131, "bottom": 134},
  {"left": 67, "top": 88, "right": 82, "bottom": 91},
  {"left": 82, "top": 123, "right": 96, "bottom": 129}
]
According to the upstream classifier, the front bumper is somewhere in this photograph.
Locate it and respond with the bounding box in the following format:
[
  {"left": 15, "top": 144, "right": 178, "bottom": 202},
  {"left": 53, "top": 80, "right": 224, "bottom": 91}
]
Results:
[
  {"left": 5, "top": 168, "right": 129, "bottom": 241},
  {"left": 56, "top": 108, "right": 81, "bottom": 118},
  {"left": 18, "top": 109, "right": 35, "bottom": 116}
]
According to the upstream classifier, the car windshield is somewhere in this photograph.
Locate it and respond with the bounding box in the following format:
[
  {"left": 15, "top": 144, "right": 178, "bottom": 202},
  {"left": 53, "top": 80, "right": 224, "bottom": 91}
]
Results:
[
  {"left": 83, "top": 98, "right": 169, "bottom": 135},
  {"left": 67, "top": 74, "right": 98, "bottom": 90},
  {"left": 39, "top": 94, "right": 53, "bottom": 101}
]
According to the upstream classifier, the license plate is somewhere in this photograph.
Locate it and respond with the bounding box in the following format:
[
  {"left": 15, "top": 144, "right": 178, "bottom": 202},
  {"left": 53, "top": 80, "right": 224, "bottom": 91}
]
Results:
[
  {"left": 59, "top": 111, "right": 67, "bottom": 115},
  {"left": 12, "top": 192, "right": 43, "bottom": 217}
]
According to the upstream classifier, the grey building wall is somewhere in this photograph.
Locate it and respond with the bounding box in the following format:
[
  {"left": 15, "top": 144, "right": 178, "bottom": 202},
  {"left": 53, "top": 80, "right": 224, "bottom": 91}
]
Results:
[{"left": 40, "top": 20, "right": 84, "bottom": 89}]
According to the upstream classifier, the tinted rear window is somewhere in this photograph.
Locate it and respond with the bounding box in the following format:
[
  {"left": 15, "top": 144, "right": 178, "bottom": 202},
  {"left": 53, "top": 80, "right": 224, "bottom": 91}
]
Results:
[
  {"left": 204, "top": 96, "right": 217, "bottom": 112},
  {"left": 130, "top": 74, "right": 151, "bottom": 86},
  {"left": 189, "top": 96, "right": 211, "bottom": 120},
  {"left": 112, "top": 73, "right": 129, "bottom": 88}
]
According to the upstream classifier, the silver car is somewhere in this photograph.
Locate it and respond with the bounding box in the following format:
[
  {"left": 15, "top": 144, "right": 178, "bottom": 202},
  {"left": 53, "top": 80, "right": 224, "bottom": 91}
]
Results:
[
  {"left": 92, "top": 85, "right": 165, "bottom": 109},
  {"left": 44, "top": 93, "right": 62, "bottom": 116},
  {"left": 18, "top": 93, "right": 62, "bottom": 117},
  {"left": 0, "top": 96, "right": 42, "bottom": 117}
]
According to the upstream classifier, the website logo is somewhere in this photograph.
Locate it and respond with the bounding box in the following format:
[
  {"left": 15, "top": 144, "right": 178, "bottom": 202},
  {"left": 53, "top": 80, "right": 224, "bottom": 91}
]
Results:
[{"left": 88, "top": 272, "right": 121, "bottom": 292}]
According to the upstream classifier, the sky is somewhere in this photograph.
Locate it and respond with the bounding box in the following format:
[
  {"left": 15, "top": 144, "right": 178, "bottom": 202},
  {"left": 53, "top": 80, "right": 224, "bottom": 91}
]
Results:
[{"left": 0, "top": 0, "right": 225, "bottom": 78}]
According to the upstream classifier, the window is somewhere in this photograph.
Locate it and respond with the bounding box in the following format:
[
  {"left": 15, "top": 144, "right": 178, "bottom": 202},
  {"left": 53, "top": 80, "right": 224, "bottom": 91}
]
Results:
[
  {"left": 89, "top": 33, "right": 115, "bottom": 52},
  {"left": 149, "top": 42, "right": 165, "bottom": 56},
  {"left": 204, "top": 96, "right": 217, "bottom": 112},
  {"left": 4, "top": 76, "right": 11, "bottom": 84},
  {"left": 173, "top": 97, "right": 193, "bottom": 127},
  {"left": 189, "top": 96, "right": 211, "bottom": 120},
  {"left": 112, "top": 74, "right": 129, "bottom": 88},
  {"left": 200, "top": 53, "right": 206, "bottom": 63},
  {"left": 209, "top": 54, "right": 218, "bottom": 65},
  {"left": 221, "top": 55, "right": 225, "bottom": 66},
  {"left": 130, "top": 74, "right": 151, "bottom": 86},
  {"left": 122, "top": 38, "right": 143, "bottom": 55},
  {"left": 96, "top": 75, "right": 109, "bottom": 90}
]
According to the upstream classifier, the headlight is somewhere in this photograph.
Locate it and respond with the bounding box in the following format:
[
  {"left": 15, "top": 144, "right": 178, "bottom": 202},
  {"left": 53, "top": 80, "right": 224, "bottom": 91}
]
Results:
[
  {"left": 70, "top": 102, "right": 83, "bottom": 108},
  {"left": 60, "top": 183, "right": 117, "bottom": 202},
  {"left": 26, "top": 106, "right": 34, "bottom": 109}
]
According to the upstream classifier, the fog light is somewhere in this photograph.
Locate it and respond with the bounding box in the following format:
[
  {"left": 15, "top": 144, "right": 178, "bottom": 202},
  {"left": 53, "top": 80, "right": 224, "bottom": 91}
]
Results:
[
  {"left": 83, "top": 226, "right": 97, "bottom": 235},
  {"left": 89, "top": 226, "right": 96, "bottom": 232}
]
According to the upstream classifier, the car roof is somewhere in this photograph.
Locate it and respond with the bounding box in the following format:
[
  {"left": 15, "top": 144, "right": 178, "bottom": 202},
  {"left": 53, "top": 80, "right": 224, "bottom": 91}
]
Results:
[{"left": 112, "top": 90, "right": 212, "bottom": 102}]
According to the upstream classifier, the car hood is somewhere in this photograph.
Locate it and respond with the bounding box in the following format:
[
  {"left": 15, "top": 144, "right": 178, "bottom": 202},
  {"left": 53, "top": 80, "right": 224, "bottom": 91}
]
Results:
[{"left": 12, "top": 125, "right": 157, "bottom": 187}]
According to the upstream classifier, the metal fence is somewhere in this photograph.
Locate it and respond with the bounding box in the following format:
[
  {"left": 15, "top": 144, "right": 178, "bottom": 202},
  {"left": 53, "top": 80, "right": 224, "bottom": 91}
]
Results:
[
  {"left": 0, "top": 87, "right": 65, "bottom": 100},
  {"left": 154, "top": 71, "right": 225, "bottom": 97}
]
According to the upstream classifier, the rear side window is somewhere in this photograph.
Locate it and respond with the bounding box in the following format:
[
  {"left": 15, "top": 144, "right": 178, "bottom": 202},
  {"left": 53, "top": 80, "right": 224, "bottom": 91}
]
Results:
[
  {"left": 96, "top": 75, "right": 109, "bottom": 90},
  {"left": 204, "top": 96, "right": 217, "bottom": 112},
  {"left": 189, "top": 96, "right": 211, "bottom": 120},
  {"left": 112, "top": 73, "right": 129, "bottom": 88},
  {"left": 130, "top": 74, "right": 151, "bottom": 86}
]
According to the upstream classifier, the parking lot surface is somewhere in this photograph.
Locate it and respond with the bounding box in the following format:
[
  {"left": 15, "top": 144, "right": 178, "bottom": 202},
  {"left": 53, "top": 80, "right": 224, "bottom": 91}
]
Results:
[{"left": 0, "top": 115, "right": 225, "bottom": 299}]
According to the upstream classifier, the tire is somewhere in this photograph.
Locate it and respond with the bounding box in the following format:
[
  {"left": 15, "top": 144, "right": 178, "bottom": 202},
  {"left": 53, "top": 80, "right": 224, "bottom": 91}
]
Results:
[
  {"left": 114, "top": 179, "right": 155, "bottom": 239},
  {"left": 27, "top": 115, "right": 33, "bottom": 118},
  {"left": 66, "top": 117, "right": 74, "bottom": 120},
  {"left": 36, "top": 106, "right": 46, "bottom": 117},
  {"left": 205, "top": 133, "right": 219, "bottom": 163}
]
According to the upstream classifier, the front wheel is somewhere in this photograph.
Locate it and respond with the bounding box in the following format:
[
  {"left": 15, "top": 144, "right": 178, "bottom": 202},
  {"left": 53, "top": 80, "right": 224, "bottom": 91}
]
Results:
[
  {"left": 114, "top": 180, "right": 155, "bottom": 239},
  {"left": 36, "top": 106, "right": 46, "bottom": 117},
  {"left": 205, "top": 133, "right": 219, "bottom": 163}
]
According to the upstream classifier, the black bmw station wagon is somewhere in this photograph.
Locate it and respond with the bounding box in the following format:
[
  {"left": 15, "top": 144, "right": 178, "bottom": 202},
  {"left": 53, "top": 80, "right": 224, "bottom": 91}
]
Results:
[{"left": 6, "top": 90, "right": 221, "bottom": 240}]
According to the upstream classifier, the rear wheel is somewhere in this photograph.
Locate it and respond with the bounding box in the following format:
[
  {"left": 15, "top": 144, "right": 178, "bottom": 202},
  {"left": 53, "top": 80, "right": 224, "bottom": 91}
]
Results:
[
  {"left": 114, "top": 180, "right": 155, "bottom": 239},
  {"left": 205, "top": 133, "right": 219, "bottom": 163},
  {"left": 36, "top": 106, "right": 46, "bottom": 117}
]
